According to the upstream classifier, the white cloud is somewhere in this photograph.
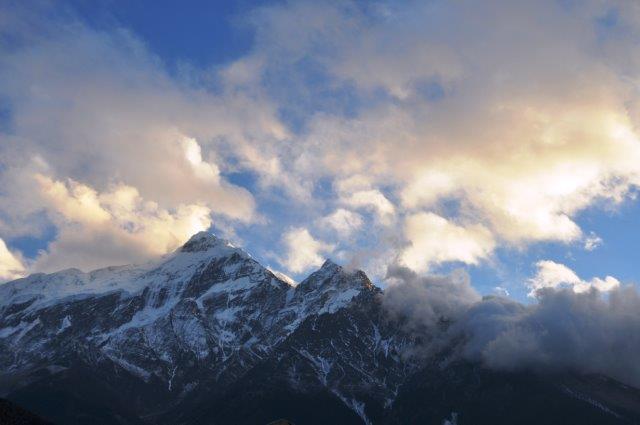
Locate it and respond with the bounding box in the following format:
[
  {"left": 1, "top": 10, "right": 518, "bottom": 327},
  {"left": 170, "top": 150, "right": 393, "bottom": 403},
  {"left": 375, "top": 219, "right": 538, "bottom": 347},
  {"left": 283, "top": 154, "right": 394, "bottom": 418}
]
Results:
[
  {"left": 180, "top": 137, "right": 221, "bottom": 185},
  {"left": 0, "top": 15, "right": 284, "bottom": 236},
  {"left": 401, "top": 212, "right": 496, "bottom": 273},
  {"left": 527, "top": 260, "right": 620, "bottom": 297},
  {"left": 239, "top": 0, "right": 640, "bottom": 270},
  {"left": 584, "top": 232, "right": 603, "bottom": 251},
  {"left": 3, "top": 1, "right": 640, "bottom": 277},
  {"left": 0, "top": 238, "right": 25, "bottom": 282},
  {"left": 281, "top": 227, "right": 334, "bottom": 274},
  {"left": 319, "top": 208, "right": 364, "bottom": 235},
  {"left": 341, "top": 189, "right": 395, "bottom": 223},
  {"left": 0, "top": 11, "right": 286, "bottom": 272}
]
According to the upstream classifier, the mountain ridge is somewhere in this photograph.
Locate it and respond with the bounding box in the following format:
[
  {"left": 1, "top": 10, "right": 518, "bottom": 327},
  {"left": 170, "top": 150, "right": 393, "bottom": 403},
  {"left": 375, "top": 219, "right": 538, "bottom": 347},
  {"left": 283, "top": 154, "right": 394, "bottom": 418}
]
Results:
[
  {"left": 1, "top": 231, "right": 639, "bottom": 425},
  {"left": 0, "top": 232, "right": 386, "bottom": 420}
]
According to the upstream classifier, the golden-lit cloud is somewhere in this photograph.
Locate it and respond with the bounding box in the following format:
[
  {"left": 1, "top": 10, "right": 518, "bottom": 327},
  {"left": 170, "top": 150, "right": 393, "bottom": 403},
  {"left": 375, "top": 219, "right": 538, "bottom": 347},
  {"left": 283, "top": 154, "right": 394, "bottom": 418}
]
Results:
[
  {"left": 0, "top": 238, "right": 25, "bottom": 282},
  {"left": 32, "top": 175, "right": 212, "bottom": 272},
  {"left": 0, "top": 22, "right": 269, "bottom": 226},
  {"left": 397, "top": 106, "right": 640, "bottom": 245}
]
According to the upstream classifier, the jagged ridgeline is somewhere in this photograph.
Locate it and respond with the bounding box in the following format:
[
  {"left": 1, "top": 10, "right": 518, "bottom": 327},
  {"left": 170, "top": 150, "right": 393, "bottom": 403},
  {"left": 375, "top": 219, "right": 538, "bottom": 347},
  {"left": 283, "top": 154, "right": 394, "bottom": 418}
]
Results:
[{"left": 1, "top": 232, "right": 639, "bottom": 425}]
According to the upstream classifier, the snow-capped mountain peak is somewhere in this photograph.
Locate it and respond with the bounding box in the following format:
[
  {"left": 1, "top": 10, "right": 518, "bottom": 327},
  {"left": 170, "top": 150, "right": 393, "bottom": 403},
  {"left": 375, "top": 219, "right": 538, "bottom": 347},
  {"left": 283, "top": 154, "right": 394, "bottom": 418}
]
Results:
[
  {"left": 319, "top": 258, "right": 341, "bottom": 271},
  {"left": 1, "top": 231, "right": 638, "bottom": 425},
  {"left": 180, "top": 230, "right": 234, "bottom": 253},
  {"left": 0, "top": 232, "right": 374, "bottom": 396},
  {"left": 298, "top": 259, "right": 375, "bottom": 294}
]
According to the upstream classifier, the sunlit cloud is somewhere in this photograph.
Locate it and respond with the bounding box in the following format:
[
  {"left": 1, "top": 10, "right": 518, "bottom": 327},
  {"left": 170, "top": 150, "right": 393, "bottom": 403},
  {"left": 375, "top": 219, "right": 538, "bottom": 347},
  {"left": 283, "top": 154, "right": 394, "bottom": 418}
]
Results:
[
  {"left": 527, "top": 260, "right": 620, "bottom": 297},
  {"left": 0, "top": 238, "right": 25, "bottom": 282},
  {"left": 32, "top": 175, "right": 212, "bottom": 272},
  {"left": 243, "top": 0, "right": 640, "bottom": 275}
]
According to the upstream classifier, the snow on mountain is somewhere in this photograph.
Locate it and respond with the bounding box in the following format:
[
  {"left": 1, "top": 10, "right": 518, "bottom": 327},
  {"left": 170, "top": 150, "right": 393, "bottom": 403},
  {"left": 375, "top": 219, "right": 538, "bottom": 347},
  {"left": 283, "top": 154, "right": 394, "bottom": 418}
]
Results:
[
  {"left": 0, "top": 232, "right": 378, "bottom": 400},
  {"left": 0, "top": 232, "right": 243, "bottom": 311},
  {"left": 1, "top": 232, "right": 639, "bottom": 425}
]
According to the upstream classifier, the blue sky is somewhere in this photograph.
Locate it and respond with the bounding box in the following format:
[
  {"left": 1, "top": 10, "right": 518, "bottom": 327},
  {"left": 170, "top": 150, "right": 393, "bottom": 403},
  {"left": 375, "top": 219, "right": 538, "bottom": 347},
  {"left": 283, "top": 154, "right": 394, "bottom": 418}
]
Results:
[
  {"left": 1, "top": 0, "right": 639, "bottom": 302},
  {"left": 66, "top": 0, "right": 258, "bottom": 67}
]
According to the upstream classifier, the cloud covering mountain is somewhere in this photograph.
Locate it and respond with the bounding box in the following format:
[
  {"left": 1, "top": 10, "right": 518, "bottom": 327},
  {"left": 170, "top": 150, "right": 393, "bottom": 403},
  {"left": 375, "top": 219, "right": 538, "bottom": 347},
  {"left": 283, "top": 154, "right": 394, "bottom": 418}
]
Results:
[{"left": 383, "top": 266, "right": 640, "bottom": 388}]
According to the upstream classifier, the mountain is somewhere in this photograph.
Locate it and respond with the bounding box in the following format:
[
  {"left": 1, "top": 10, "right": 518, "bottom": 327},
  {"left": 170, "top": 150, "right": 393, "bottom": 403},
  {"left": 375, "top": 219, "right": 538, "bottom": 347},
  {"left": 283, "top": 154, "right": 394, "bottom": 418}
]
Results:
[
  {"left": 1, "top": 232, "right": 639, "bottom": 425},
  {"left": 0, "top": 398, "right": 53, "bottom": 425}
]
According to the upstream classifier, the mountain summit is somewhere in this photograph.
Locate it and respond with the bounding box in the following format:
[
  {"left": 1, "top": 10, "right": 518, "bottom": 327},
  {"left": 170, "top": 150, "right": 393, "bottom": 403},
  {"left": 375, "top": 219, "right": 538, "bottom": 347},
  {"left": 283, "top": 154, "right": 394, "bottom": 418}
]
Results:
[
  {"left": 180, "top": 231, "right": 234, "bottom": 253},
  {"left": 1, "top": 232, "right": 639, "bottom": 425}
]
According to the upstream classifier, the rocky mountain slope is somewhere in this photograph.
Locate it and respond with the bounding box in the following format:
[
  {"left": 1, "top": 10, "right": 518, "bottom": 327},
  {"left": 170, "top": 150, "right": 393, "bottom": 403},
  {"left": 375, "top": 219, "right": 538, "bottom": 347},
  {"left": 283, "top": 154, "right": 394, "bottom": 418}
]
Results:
[
  {"left": 0, "top": 398, "right": 53, "bottom": 425},
  {"left": 1, "top": 232, "right": 639, "bottom": 425}
]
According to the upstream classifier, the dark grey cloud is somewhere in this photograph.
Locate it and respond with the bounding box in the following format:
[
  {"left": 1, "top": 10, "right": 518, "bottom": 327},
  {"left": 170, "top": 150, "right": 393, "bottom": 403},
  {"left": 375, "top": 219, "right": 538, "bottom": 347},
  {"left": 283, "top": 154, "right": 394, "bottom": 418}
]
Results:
[
  {"left": 382, "top": 266, "right": 480, "bottom": 357},
  {"left": 383, "top": 271, "right": 640, "bottom": 387}
]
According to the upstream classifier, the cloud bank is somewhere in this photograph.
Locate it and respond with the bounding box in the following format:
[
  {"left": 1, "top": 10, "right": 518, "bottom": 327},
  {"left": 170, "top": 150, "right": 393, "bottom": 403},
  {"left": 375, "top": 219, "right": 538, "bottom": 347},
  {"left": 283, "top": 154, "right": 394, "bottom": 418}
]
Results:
[
  {"left": 383, "top": 268, "right": 640, "bottom": 388},
  {"left": 241, "top": 0, "right": 640, "bottom": 273}
]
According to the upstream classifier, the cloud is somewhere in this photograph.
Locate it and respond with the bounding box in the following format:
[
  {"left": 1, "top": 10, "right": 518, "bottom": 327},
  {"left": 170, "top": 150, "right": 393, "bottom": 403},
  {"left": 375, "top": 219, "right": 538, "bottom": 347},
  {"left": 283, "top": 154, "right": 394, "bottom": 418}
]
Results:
[
  {"left": 238, "top": 0, "right": 640, "bottom": 271},
  {"left": 32, "top": 175, "right": 212, "bottom": 272},
  {"left": 0, "top": 238, "right": 25, "bottom": 282},
  {"left": 318, "top": 208, "right": 364, "bottom": 235},
  {"left": 341, "top": 190, "right": 395, "bottom": 223},
  {"left": 527, "top": 260, "right": 620, "bottom": 297},
  {"left": 180, "top": 137, "right": 222, "bottom": 185},
  {"left": 383, "top": 266, "right": 480, "bottom": 336},
  {"left": 3, "top": 0, "right": 640, "bottom": 277},
  {"left": 281, "top": 227, "right": 334, "bottom": 274},
  {"left": 0, "top": 26, "right": 263, "bottom": 217},
  {"left": 458, "top": 286, "right": 640, "bottom": 388},
  {"left": 400, "top": 212, "right": 495, "bottom": 272},
  {"left": 332, "top": 177, "right": 396, "bottom": 224},
  {"left": 382, "top": 269, "right": 640, "bottom": 388},
  {"left": 0, "top": 5, "right": 287, "bottom": 271},
  {"left": 583, "top": 232, "right": 603, "bottom": 251}
]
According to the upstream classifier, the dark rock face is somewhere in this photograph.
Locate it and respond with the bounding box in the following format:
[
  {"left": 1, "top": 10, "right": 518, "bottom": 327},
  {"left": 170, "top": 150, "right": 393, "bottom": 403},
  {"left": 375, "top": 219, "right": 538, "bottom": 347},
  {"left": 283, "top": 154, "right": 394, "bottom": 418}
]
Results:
[
  {"left": 1, "top": 232, "right": 639, "bottom": 425},
  {"left": 0, "top": 398, "right": 54, "bottom": 425}
]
